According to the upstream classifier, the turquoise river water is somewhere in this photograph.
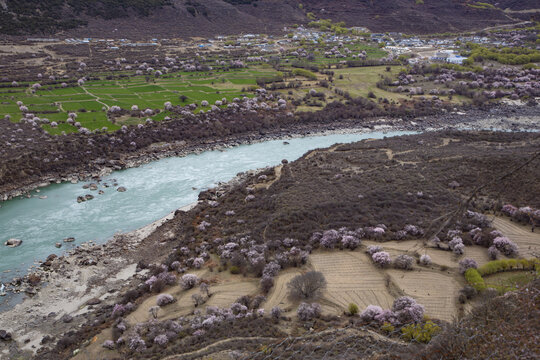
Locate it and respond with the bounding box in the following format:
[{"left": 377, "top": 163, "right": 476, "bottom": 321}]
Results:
[{"left": 0, "top": 130, "right": 414, "bottom": 285}]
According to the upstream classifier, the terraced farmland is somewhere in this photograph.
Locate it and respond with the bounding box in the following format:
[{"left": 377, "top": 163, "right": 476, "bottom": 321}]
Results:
[{"left": 0, "top": 68, "right": 269, "bottom": 135}]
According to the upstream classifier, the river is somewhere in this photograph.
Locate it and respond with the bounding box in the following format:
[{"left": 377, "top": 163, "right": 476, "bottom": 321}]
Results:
[{"left": 0, "top": 130, "right": 414, "bottom": 287}]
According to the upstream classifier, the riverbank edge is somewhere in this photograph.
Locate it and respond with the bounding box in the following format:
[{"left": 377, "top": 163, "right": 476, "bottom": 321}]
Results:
[
  {"left": 0, "top": 201, "right": 201, "bottom": 358},
  {"left": 2, "top": 104, "right": 538, "bottom": 203}
]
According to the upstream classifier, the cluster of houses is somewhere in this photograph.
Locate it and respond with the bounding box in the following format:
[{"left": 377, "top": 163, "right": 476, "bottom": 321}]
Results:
[
  {"left": 429, "top": 50, "right": 468, "bottom": 65},
  {"left": 26, "top": 27, "right": 520, "bottom": 67}
]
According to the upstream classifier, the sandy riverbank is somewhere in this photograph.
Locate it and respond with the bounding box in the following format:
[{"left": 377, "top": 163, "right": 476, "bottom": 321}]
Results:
[{"left": 0, "top": 202, "right": 197, "bottom": 359}]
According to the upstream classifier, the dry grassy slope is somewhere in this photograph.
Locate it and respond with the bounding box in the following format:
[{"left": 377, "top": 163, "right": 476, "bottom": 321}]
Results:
[
  {"left": 302, "top": 0, "right": 538, "bottom": 33},
  {"left": 63, "top": 0, "right": 305, "bottom": 39},
  {"left": 30, "top": 0, "right": 539, "bottom": 38},
  {"left": 191, "top": 131, "right": 540, "bottom": 246}
]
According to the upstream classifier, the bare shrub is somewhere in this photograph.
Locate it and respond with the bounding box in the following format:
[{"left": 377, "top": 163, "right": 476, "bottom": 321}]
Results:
[
  {"left": 260, "top": 276, "right": 274, "bottom": 294},
  {"left": 192, "top": 293, "right": 205, "bottom": 307},
  {"left": 288, "top": 271, "right": 327, "bottom": 300}
]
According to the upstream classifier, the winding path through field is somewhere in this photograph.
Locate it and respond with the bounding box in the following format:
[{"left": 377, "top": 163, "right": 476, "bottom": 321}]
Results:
[{"left": 80, "top": 85, "right": 110, "bottom": 111}]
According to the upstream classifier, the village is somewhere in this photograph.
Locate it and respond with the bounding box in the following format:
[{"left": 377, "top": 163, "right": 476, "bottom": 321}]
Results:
[
  {"left": 23, "top": 20, "right": 526, "bottom": 70},
  {"left": 26, "top": 23, "right": 521, "bottom": 67}
]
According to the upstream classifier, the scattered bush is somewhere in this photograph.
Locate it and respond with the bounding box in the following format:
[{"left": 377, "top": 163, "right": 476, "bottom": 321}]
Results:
[
  {"left": 419, "top": 254, "right": 432, "bottom": 266},
  {"left": 348, "top": 303, "right": 359, "bottom": 316},
  {"left": 102, "top": 340, "right": 115, "bottom": 349},
  {"left": 180, "top": 274, "right": 198, "bottom": 290},
  {"left": 367, "top": 245, "right": 383, "bottom": 255},
  {"left": 156, "top": 293, "right": 175, "bottom": 307},
  {"left": 381, "top": 322, "right": 395, "bottom": 334},
  {"left": 260, "top": 276, "right": 274, "bottom": 294},
  {"left": 492, "top": 236, "right": 518, "bottom": 257},
  {"left": 271, "top": 306, "right": 282, "bottom": 321},
  {"left": 360, "top": 305, "right": 383, "bottom": 322},
  {"left": 487, "top": 246, "right": 500, "bottom": 260},
  {"left": 401, "top": 321, "right": 441, "bottom": 343},
  {"left": 459, "top": 258, "right": 478, "bottom": 274},
  {"left": 372, "top": 251, "right": 391, "bottom": 268},
  {"left": 394, "top": 254, "right": 414, "bottom": 270},
  {"left": 297, "top": 302, "right": 321, "bottom": 321}
]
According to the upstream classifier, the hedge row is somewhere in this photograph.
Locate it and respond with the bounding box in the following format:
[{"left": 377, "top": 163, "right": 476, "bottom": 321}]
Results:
[
  {"left": 465, "top": 268, "right": 486, "bottom": 291},
  {"left": 477, "top": 258, "right": 540, "bottom": 277},
  {"left": 465, "top": 258, "right": 540, "bottom": 291}
]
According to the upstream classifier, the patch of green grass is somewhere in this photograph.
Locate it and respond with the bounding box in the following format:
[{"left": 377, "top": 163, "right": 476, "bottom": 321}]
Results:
[
  {"left": 484, "top": 271, "right": 537, "bottom": 294},
  {"left": 227, "top": 78, "right": 257, "bottom": 85},
  {"left": 62, "top": 101, "right": 105, "bottom": 112},
  {"left": 333, "top": 65, "right": 406, "bottom": 101},
  {"left": 41, "top": 123, "right": 78, "bottom": 135}
]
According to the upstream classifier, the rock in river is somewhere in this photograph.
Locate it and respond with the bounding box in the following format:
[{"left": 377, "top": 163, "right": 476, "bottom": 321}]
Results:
[
  {"left": 4, "top": 238, "right": 22, "bottom": 247},
  {"left": 117, "top": 186, "right": 127, "bottom": 192},
  {"left": 63, "top": 237, "right": 75, "bottom": 243}
]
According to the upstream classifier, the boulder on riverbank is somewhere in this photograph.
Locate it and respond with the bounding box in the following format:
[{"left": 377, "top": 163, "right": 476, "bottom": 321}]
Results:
[
  {"left": 0, "top": 330, "right": 12, "bottom": 341},
  {"left": 4, "top": 238, "right": 22, "bottom": 247}
]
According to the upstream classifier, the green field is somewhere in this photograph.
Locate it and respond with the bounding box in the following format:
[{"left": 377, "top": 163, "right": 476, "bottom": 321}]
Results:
[
  {"left": 0, "top": 68, "right": 266, "bottom": 134},
  {"left": 0, "top": 42, "right": 397, "bottom": 135},
  {"left": 334, "top": 66, "right": 407, "bottom": 100}
]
